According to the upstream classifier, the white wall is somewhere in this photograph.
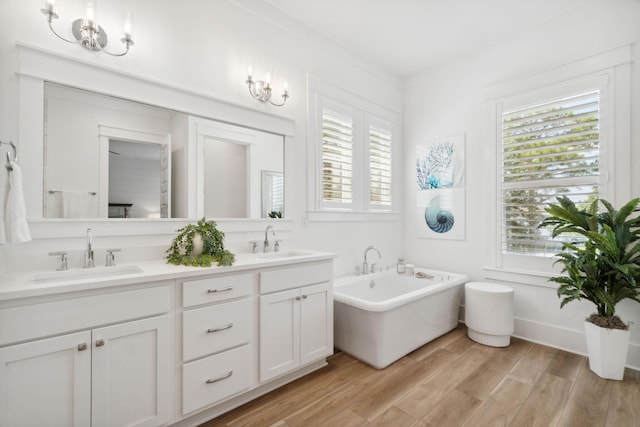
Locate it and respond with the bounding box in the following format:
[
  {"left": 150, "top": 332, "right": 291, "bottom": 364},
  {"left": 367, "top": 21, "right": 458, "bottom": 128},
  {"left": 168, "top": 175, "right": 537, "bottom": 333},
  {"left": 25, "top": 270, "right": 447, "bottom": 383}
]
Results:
[
  {"left": 403, "top": 3, "right": 640, "bottom": 368},
  {"left": 0, "top": 0, "right": 404, "bottom": 276}
]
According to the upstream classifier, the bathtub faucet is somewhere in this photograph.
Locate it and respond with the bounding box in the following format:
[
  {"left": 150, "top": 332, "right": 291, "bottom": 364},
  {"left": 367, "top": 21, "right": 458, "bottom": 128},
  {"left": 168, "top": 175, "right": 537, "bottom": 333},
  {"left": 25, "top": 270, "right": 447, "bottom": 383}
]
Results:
[{"left": 362, "top": 245, "right": 381, "bottom": 275}]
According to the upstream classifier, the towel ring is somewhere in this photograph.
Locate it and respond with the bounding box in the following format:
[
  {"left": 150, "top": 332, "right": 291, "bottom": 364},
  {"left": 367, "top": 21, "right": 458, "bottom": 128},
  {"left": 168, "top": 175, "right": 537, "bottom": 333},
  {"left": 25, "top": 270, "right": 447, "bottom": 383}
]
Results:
[{"left": 1, "top": 140, "right": 17, "bottom": 171}]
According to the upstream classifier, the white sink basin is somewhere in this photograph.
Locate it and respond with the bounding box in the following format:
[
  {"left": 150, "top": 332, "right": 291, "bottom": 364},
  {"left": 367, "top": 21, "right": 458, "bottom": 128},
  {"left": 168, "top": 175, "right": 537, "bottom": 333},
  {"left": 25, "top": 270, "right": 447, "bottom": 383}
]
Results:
[
  {"left": 30, "top": 264, "right": 143, "bottom": 284},
  {"left": 254, "top": 250, "right": 314, "bottom": 260}
]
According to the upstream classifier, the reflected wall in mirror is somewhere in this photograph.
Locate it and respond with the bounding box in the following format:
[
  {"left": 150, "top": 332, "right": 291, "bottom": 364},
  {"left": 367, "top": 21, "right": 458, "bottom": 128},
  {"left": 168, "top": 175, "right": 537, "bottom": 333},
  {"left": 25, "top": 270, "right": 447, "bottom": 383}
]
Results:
[
  {"left": 43, "top": 83, "right": 285, "bottom": 219},
  {"left": 193, "top": 117, "right": 285, "bottom": 219},
  {"left": 203, "top": 139, "right": 248, "bottom": 218},
  {"left": 108, "top": 140, "right": 166, "bottom": 218}
]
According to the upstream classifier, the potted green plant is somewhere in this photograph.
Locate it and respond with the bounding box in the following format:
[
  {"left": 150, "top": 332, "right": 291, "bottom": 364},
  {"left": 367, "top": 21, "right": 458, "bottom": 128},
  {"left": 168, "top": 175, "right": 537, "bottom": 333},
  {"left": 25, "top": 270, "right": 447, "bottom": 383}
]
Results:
[
  {"left": 540, "top": 196, "right": 640, "bottom": 380},
  {"left": 166, "top": 218, "right": 235, "bottom": 267}
]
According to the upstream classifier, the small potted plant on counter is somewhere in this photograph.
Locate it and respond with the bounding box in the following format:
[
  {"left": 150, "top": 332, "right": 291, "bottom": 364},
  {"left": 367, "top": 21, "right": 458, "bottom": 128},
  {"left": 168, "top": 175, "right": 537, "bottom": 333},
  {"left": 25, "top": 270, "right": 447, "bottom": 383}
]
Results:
[
  {"left": 540, "top": 196, "right": 640, "bottom": 380},
  {"left": 166, "top": 218, "right": 235, "bottom": 267}
]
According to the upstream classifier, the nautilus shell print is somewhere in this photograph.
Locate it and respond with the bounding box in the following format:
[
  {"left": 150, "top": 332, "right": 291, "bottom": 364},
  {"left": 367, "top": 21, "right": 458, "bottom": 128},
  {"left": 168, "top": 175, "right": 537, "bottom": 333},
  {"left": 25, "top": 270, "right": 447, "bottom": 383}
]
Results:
[{"left": 424, "top": 196, "right": 455, "bottom": 233}]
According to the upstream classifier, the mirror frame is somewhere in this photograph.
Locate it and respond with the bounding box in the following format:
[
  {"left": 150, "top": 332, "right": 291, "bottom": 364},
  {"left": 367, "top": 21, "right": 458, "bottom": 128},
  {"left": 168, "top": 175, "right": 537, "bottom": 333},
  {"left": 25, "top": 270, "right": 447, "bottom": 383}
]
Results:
[{"left": 15, "top": 43, "right": 295, "bottom": 237}]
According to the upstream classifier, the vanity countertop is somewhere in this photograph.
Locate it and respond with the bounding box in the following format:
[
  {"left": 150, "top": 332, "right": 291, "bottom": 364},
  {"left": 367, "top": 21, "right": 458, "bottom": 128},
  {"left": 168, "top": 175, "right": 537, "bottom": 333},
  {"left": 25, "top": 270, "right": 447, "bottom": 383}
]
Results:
[{"left": 0, "top": 250, "right": 336, "bottom": 301}]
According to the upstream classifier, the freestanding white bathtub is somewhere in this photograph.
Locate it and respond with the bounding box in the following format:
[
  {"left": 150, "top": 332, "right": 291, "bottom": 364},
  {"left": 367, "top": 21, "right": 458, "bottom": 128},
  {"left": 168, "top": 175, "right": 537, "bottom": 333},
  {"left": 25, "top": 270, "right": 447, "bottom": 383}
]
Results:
[{"left": 333, "top": 268, "right": 468, "bottom": 369}]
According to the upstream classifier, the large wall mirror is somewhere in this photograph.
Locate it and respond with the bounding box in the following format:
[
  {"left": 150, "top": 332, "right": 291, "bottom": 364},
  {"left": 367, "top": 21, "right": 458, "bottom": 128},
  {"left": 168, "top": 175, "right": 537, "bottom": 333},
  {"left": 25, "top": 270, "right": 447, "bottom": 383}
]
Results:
[{"left": 43, "top": 83, "right": 285, "bottom": 220}]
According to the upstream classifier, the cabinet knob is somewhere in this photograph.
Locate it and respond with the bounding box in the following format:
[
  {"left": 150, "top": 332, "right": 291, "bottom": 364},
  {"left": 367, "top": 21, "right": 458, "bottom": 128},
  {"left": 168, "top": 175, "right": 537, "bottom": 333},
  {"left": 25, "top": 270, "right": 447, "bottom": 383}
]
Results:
[
  {"left": 78, "top": 343, "right": 88, "bottom": 351},
  {"left": 302, "top": 294, "right": 308, "bottom": 299},
  {"left": 95, "top": 339, "right": 105, "bottom": 347},
  {"left": 295, "top": 296, "right": 301, "bottom": 301}
]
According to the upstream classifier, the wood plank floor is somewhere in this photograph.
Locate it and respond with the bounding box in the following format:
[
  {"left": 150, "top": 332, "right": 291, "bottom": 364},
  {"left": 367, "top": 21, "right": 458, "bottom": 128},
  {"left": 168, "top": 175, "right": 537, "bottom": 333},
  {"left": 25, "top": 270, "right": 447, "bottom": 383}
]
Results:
[{"left": 201, "top": 326, "right": 640, "bottom": 427}]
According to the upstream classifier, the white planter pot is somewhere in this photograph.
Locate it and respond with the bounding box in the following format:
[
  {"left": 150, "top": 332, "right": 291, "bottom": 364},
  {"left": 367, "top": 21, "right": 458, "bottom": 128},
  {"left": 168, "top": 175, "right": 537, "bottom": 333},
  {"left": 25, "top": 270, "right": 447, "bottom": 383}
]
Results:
[
  {"left": 191, "top": 233, "right": 204, "bottom": 256},
  {"left": 583, "top": 320, "right": 630, "bottom": 380}
]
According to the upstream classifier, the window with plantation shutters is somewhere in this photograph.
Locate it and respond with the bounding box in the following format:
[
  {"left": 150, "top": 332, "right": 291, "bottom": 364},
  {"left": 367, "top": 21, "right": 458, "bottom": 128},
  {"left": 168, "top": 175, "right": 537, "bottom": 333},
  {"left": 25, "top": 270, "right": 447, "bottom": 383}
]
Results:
[
  {"left": 500, "top": 90, "right": 600, "bottom": 256},
  {"left": 311, "top": 86, "right": 398, "bottom": 218},
  {"left": 369, "top": 124, "right": 392, "bottom": 207},
  {"left": 321, "top": 108, "right": 353, "bottom": 205}
]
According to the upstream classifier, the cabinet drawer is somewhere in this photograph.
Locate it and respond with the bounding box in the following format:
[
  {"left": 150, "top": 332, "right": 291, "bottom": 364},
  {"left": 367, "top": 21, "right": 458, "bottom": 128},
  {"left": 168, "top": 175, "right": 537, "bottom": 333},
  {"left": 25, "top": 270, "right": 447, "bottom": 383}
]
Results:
[
  {"left": 260, "top": 262, "right": 332, "bottom": 294},
  {"left": 183, "top": 273, "right": 253, "bottom": 308},
  {"left": 182, "top": 344, "right": 253, "bottom": 415},
  {"left": 0, "top": 285, "right": 170, "bottom": 346},
  {"left": 183, "top": 298, "right": 252, "bottom": 361}
]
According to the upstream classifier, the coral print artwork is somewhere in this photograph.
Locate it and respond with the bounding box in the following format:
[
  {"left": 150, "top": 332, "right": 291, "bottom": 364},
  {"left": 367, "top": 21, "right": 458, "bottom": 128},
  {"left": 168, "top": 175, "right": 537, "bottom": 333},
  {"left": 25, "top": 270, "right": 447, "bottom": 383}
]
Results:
[
  {"left": 416, "top": 134, "right": 465, "bottom": 190},
  {"left": 416, "top": 134, "right": 466, "bottom": 240}
]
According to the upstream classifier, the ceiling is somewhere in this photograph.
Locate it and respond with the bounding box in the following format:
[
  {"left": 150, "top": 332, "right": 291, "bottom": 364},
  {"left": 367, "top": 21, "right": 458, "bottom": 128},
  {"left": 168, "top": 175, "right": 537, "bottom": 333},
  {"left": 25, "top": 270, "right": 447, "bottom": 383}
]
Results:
[{"left": 262, "top": 0, "right": 633, "bottom": 78}]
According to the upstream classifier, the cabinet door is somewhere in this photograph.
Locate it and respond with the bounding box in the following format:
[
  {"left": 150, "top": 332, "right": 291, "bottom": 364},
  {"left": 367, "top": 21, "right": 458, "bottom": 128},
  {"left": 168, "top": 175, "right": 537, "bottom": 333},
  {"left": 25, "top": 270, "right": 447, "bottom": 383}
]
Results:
[
  {"left": 300, "top": 282, "right": 333, "bottom": 365},
  {"left": 92, "top": 315, "right": 170, "bottom": 427},
  {"left": 259, "top": 288, "right": 300, "bottom": 382},
  {"left": 0, "top": 331, "right": 91, "bottom": 427}
]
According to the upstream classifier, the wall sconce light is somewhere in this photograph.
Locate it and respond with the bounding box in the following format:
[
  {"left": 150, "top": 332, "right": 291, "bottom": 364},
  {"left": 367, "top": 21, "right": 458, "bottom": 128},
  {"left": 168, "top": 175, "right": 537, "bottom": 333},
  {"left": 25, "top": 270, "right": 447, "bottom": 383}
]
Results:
[
  {"left": 41, "top": 0, "right": 134, "bottom": 57},
  {"left": 245, "top": 66, "right": 289, "bottom": 107}
]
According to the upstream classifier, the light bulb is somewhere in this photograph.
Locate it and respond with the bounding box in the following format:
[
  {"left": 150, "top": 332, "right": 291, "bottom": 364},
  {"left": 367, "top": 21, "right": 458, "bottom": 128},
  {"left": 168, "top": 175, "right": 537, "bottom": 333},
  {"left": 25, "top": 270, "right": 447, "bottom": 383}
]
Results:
[
  {"left": 123, "top": 10, "right": 133, "bottom": 38},
  {"left": 43, "top": 0, "right": 56, "bottom": 12},
  {"left": 83, "top": 0, "right": 97, "bottom": 29}
]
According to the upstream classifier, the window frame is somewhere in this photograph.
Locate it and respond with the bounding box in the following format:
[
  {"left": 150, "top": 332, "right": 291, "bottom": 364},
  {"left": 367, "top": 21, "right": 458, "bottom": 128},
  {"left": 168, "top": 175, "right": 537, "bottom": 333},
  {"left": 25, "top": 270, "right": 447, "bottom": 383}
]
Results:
[
  {"left": 366, "top": 115, "right": 394, "bottom": 211},
  {"left": 308, "top": 78, "right": 401, "bottom": 221},
  {"left": 318, "top": 98, "right": 360, "bottom": 211},
  {"left": 498, "top": 84, "right": 605, "bottom": 258},
  {"left": 483, "top": 45, "right": 631, "bottom": 284}
]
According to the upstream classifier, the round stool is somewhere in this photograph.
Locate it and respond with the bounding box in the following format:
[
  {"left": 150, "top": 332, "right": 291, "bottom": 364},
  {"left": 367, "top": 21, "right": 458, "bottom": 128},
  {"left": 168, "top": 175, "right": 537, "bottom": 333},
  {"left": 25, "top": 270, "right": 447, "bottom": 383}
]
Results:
[{"left": 465, "top": 282, "right": 514, "bottom": 347}]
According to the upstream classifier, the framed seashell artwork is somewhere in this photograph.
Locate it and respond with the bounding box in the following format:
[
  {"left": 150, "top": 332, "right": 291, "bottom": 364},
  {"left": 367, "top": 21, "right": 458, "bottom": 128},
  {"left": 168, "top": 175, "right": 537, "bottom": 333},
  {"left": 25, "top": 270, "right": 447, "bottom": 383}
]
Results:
[
  {"left": 416, "top": 133, "right": 466, "bottom": 240},
  {"left": 416, "top": 187, "right": 465, "bottom": 240}
]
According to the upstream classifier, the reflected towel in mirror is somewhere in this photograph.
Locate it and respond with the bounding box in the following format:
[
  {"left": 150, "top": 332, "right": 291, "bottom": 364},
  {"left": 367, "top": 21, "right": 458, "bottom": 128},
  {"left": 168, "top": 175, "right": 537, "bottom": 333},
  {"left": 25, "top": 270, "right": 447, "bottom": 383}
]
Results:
[{"left": 63, "top": 191, "right": 98, "bottom": 218}]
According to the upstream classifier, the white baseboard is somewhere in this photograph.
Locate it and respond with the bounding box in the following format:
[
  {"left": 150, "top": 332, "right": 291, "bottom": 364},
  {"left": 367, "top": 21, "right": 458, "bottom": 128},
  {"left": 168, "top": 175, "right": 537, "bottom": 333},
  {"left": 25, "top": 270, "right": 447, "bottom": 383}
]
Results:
[
  {"left": 513, "top": 317, "right": 640, "bottom": 371},
  {"left": 458, "top": 312, "right": 640, "bottom": 371}
]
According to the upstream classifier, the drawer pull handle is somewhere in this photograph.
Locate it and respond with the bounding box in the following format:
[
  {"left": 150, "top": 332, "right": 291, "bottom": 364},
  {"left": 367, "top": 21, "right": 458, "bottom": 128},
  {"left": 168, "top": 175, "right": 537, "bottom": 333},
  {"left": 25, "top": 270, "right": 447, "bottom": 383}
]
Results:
[
  {"left": 95, "top": 339, "right": 105, "bottom": 347},
  {"left": 78, "top": 343, "right": 88, "bottom": 351},
  {"left": 206, "top": 323, "right": 234, "bottom": 334},
  {"left": 206, "top": 371, "right": 233, "bottom": 384},
  {"left": 207, "top": 286, "right": 233, "bottom": 294}
]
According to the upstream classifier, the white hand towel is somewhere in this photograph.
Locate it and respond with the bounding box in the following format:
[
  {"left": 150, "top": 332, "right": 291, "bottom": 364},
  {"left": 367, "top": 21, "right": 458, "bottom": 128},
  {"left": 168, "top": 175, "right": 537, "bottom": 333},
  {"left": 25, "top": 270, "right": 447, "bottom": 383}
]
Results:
[{"left": 5, "top": 161, "right": 32, "bottom": 243}]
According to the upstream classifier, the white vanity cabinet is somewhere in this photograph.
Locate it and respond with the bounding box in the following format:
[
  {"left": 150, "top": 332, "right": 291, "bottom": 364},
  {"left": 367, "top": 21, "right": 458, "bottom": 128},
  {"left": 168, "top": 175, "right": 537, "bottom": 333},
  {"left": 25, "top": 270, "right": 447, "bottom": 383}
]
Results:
[
  {"left": 0, "top": 284, "right": 171, "bottom": 427},
  {"left": 259, "top": 262, "right": 333, "bottom": 382},
  {"left": 180, "top": 273, "right": 256, "bottom": 415},
  {"left": 0, "top": 252, "right": 336, "bottom": 427}
]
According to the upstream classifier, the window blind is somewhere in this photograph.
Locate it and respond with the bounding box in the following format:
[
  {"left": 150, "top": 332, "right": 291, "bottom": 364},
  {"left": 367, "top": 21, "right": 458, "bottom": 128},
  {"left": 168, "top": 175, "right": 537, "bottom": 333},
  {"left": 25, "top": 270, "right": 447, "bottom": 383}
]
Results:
[
  {"left": 322, "top": 108, "right": 353, "bottom": 204},
  {"left": 369, "top": 124, "right": 392, "bottom": 206},
  {"left": 501, "top": 91, "right": 600, "bottom": 256},
  {"left": 271, "top": 173, "right": 284, "bottom": 214}
]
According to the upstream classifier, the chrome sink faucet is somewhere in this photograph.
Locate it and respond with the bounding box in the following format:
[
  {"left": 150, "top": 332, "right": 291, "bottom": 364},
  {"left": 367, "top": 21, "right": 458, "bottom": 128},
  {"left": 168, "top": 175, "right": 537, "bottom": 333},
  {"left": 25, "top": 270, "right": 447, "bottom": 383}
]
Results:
[
  {"left": 264, "top": 225, "right": 276, "bottom": 252},
  {"left": 362, "top": 245, "right": 381, "bottom": 275},
  {"left": 83, "top": 228, "right": 95, "bottom": 268}
]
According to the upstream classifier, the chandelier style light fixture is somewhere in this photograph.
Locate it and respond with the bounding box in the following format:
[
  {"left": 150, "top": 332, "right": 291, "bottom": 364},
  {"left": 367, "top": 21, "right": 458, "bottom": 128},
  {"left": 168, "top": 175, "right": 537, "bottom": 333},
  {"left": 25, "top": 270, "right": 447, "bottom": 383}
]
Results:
[
  {"left": 245, "top": 66, "right": 289, "bottom": 107},
  {"left": 41, "top": 0, "right": 134, "bottom": 57}
]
